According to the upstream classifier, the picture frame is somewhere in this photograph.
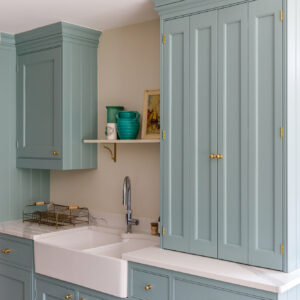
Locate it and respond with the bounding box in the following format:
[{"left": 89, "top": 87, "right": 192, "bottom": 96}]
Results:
[{"left": 142, "top": 89, "right": 160, "bottom": 139}]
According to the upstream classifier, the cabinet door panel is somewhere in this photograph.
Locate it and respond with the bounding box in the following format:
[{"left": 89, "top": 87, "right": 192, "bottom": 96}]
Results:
[
  {"left": 0, "top": 262, "right": 32, "bottom": 300},
  {"left": 17, "top": 48, "right": 62, "bottom": 160},
  {"left": 162, "top": 17, "right": 190, "bottom": 252},
  {"left": 217, "top": 3, "right": 248, "bottom": 264},
  {"left": 249, "top": 0, "right": 283, "bottom": 270},
  {"left": 189, "top": 11, "right": 218, "bottom": 257}
]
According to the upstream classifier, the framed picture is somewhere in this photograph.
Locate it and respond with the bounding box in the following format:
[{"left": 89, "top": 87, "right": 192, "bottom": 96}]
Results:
[{"left": 142, "top": 89, "right": 160, "bottom": 139}]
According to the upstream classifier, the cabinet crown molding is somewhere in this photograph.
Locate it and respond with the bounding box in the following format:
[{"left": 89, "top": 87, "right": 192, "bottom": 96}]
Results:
[
  {"left": 15, "top": 22, "right": 101, "bottom": 55},
  {"left": 0, "top": 33, "right": 16, "bottom": 48}
]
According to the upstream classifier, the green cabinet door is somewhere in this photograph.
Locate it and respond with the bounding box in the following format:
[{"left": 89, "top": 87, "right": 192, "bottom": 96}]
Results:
[
  {"left": 248, "top": 0, "right": 283, "bottom": 270},
  {"left": 17, "top": 47, "right": 62, "bottom": 161},
  {"left": 189, "top": 10, "right": 218, "bottom": 258},
  {"left": 0, "top": 262, "right": 32, "bottom": 300},
  {"left": 161, "top": 16, "right": 190, "bottom": 252},
  {"left": 217, "top": 3, "right": 249, "bottom": 264}
]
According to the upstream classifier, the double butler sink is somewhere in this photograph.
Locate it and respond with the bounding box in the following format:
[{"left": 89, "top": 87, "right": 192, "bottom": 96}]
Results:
[{"left": 34, "top": 226, "right": 159, "bottom": 298}]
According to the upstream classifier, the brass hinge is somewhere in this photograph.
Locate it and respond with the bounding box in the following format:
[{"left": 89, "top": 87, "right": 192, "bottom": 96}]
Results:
[
  {"left": 162, "top": 226, "right": 165, "bottom": 236},
  {"left": 281, "top": 243, "right": 284, "bottom": 255},
  {"left": 281, "top": 9, "right": 284, "bottom": 22},
  {"left": 162, "top": 130, "right": 166, "bottom": 140},
  {"left": 162, "top": 34, "right": 166, "bottom": 44},
  {"left": 280, "top": 127, "right": 284, "bottom": 139}
]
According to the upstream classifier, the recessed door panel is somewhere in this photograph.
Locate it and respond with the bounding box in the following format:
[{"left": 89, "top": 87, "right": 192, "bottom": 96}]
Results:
[
  {"left": 249, "top": 0, "right": 283, "bottom": 270},
  {"left": 162, "top": 17, "right": 190, "bottom": 252},
  {"left": 17, "top": 47, "right": 62, "bottom": 160},
  {"left": 217, "top": 3, "right": 248, "bottom": 264},
  {"left": 189, "top": 11, "right": 218, "bottom": 258}
]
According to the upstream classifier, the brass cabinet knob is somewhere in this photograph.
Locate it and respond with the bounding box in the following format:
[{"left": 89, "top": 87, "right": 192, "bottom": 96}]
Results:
[
  {"left": 209, "top": 154, "right": 217, "bottom": 159},
  {"left": 216, "top": 154, "right": 223, "bottom": 159},
  {"left": 53, "top": 151, "right": 59, "bottom": 156},
  {"left": 65, "top": 295, "right": 72, "bottom": 299},
  {"left": 145, "top": 284, "right": 152, "bottom": 291},
  {"left": 1, "top": 248, "right": 11, "bottom": 254}
]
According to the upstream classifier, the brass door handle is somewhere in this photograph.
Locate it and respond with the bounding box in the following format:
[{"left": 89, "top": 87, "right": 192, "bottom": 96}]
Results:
[
  {"left": 1, "top": 248, "right": 11, "bottom": 254},
  {"left": 65, "top": 295, "right": 72, "bottom": 299},
  {"left": 216, "top": 154, "right": 223, "bottom": 159},
  {"left": 145, "top": 284, "right": 152, "bottom": 291},
  {"left": 53, "top": 151, "right": 59, "bottom": 156},
  {"left": 209, "top": 154, "right": 217, "bottom": 159}
]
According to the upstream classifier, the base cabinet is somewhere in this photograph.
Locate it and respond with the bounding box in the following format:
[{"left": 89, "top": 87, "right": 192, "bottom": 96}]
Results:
[
  {"left": 128, "top": 263, "right": 280, "bottom": 300},
  {"left": 35, "top": 275, "right": 120, "bottom": 300},
  {"left": 0, "top": 262, "right": 32, "bottom": 300},
  {"left": 36, "top": 277, "right": 76, "bottom": 300}
]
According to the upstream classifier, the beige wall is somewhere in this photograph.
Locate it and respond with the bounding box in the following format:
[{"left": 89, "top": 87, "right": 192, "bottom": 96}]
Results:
[{"left": 50, "top": 19, "right": 160, "bottom": 220}]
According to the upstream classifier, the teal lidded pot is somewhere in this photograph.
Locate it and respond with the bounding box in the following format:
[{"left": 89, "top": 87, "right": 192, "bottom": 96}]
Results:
[{"left": 106, "top": 106, "right": 124, "bottom": 124}]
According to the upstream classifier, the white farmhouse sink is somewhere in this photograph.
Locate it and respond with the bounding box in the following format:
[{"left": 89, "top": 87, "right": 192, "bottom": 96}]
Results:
[{"left": 34, "top": 226, "right": 159, "bottom": 298}]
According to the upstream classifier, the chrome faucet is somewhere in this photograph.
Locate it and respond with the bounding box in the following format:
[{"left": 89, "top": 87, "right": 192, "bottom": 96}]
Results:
[{"left": 123, "top": 176, "right": 139, "bottom": 233}]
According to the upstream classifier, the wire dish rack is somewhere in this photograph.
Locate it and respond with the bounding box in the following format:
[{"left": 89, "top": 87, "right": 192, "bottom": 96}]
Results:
[{"left": 23, "top": 202, "right": 89, "bottom": 229}]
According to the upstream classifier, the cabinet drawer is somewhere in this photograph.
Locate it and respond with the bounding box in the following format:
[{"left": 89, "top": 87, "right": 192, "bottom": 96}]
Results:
[
  {"left": 174, "top": 278, "right": 262, "bottom": 300},
  {"left": 78, "top": 292, "right": 103, "bottom": 300},
  {"left": 36, "top": 277, "right": 76, "bottom": 300},
  {"left": 130, "top": 268, "right": 169, "bottom": 300},
  {"left": 0, "top": 234, "right": 33, "bottom": 269}
]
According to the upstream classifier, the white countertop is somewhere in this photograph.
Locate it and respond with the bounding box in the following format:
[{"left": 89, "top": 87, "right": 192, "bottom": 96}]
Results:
[
  {"left": 2, "top": 220, "right": 300, "bottom": 294},
  {"left": 123, "top": 246, "right": 300, "bottom": 294},
  {"left": 0, "top": 220, "right": 82, "bottom": 240}
]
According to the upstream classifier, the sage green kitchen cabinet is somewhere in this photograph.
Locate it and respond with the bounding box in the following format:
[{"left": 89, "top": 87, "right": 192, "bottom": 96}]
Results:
[
  {"left": 16, "top": 22, "right": 101, "bottom": 170},
  {"left": 0, "top": 233, "right": 34, "bottom": 300},
  {"left": 158, "top": 0, "right": 300, "bottom": 272}
]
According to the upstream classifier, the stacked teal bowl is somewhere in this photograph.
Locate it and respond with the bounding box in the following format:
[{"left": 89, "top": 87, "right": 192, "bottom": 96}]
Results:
[{"left": 116, "top": 111, "right": 140, "bottom": 140}]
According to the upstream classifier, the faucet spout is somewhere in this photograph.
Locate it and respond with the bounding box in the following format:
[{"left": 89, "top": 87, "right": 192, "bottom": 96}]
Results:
[{"left": 122, "top": 176, "right": 139, "bottom": 233}]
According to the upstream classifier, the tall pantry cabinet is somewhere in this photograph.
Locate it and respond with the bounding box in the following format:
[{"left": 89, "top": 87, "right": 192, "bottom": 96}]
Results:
[{"left": 158, "top": 0, "right": 300, "bottom": 272}]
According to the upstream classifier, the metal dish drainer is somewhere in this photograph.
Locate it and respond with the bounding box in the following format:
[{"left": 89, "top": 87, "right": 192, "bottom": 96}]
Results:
[{"left": 23, "top": 202, "right": 89, "bottom": 229}]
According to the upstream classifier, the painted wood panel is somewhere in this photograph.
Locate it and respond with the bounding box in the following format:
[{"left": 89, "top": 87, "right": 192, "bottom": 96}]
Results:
[
  {"left": 0, "top": 35, "right": 50, "bottom": 222},
  {"left": 17, "top": 47, "right": 62, "bottom": 161},
  {"left": 162, "top": 17, "right": 190, "bottom": 252},
  {"left": 217, "top": 3, "right": 248, "bottom": 264},
  {"left": 174, "top": 278, "right": 261, "bottom": 300},
  {"left": 189, "top": 10, "right": 218, "bottom": 258},
  {"left": 285, "top": 0, "right": 300, "bottom": 273},
  {"left": 249, "top": 0, "right": 283, "bottom": 271},
  {"left": 62, "top": 41, "right": 98, "bottom": 170},
  {"left": 0, "top": 262, "right": 32, "bottom": 300}
]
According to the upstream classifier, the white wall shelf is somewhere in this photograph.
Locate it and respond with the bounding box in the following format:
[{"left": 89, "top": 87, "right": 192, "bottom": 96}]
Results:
[
  {"left": 83, "top": 139, "right": 160, "bottom": 144},
  {"left": 83, "top": 139, "right": 160, "bottom": 162}
]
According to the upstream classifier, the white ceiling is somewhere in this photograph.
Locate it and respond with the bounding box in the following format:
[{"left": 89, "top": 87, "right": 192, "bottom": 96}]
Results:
[{"left": 0, "top": 0, "right": 159, "bottom": 34}]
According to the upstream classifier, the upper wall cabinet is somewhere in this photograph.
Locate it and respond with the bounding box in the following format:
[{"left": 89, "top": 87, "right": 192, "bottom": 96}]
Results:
[
  {"left": 15, "top": 22, "right": 101, "bottom": 170},
  {"left": 158, "top": 0, "right": 300, "bottom": 272}
]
